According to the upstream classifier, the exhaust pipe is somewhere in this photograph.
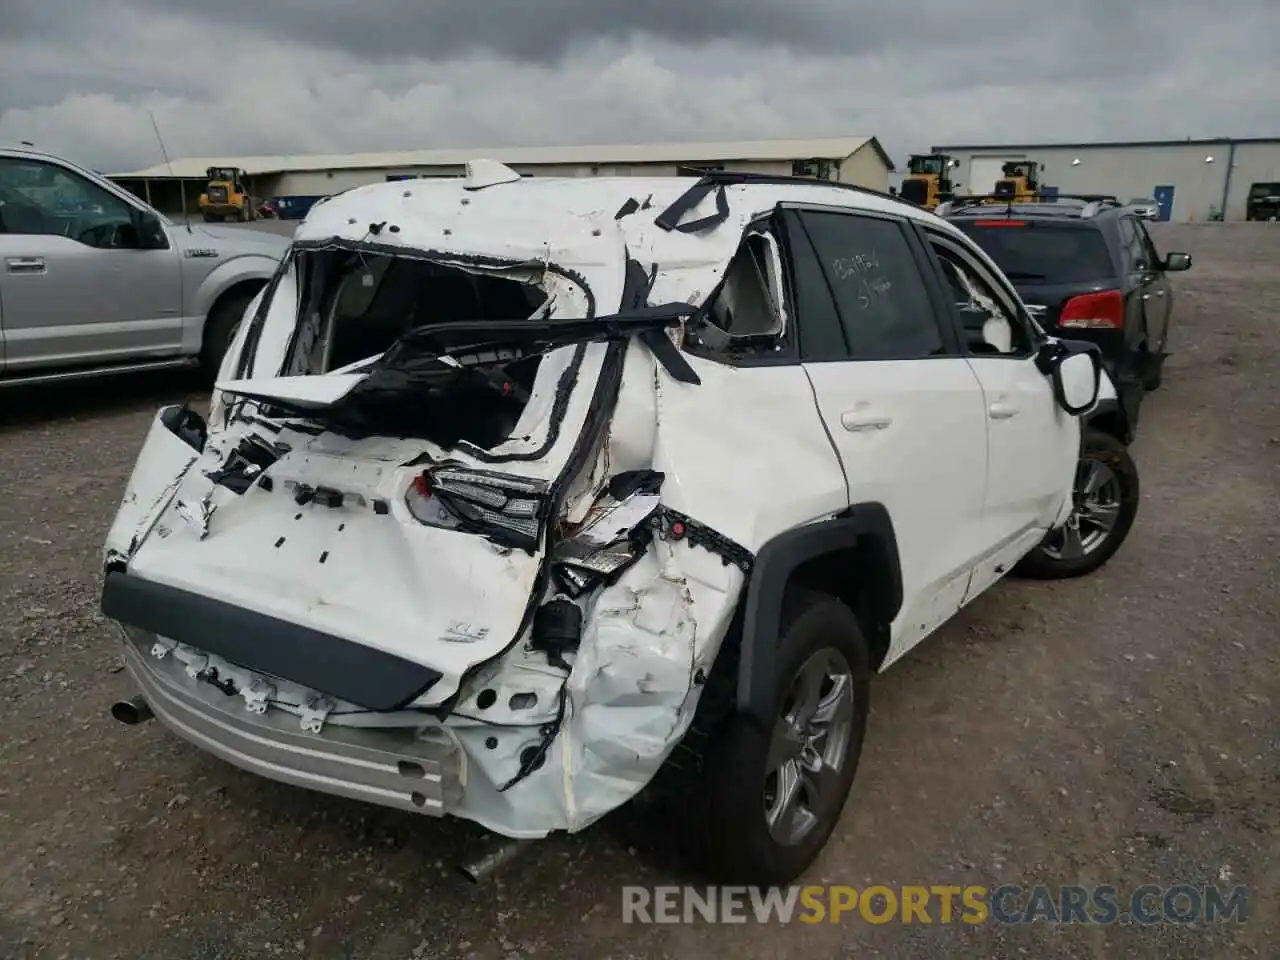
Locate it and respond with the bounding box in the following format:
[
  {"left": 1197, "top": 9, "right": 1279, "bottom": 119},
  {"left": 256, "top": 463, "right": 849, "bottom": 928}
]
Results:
[
  {"left": 457, "top": 838, "right": 533, "bottom": 884},
  {"left": 111, "top": 694, "right": 154, "bottom": 725}
]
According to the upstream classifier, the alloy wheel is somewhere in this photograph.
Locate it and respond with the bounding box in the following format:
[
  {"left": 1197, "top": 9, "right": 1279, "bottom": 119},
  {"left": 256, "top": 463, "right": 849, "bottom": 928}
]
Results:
[
  {"left": 763, "top": 648, "right": 855, "bottom": 846},
  {"left": 1042, "top": 457, "right": 1123, "bottom": 561}
]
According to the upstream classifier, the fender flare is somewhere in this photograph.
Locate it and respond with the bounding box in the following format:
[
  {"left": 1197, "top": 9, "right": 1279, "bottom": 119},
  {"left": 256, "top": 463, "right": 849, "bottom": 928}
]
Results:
[
  {"left": 735, "top": 503, "right": 902, "bottom": 724},
  {"left": 1082, "top": 395, "right": 1134, "bottom": 446},
  {"left": 193, "top": 254, "right": 281, "bottom": 320}
]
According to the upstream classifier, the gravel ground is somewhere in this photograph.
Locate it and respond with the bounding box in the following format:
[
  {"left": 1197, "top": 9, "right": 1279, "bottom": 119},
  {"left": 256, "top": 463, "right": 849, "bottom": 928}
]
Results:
[{"left": 0, "top": 224, "right": 1276, "bottom": 959}]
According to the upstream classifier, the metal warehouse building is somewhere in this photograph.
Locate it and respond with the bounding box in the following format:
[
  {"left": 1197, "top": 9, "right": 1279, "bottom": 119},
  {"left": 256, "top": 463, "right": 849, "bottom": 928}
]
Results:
[
  {"left": 109, "top": 136, "right": 894, "bottom": 216},
  {"left": 931, "top": 137, "right": 1280, "bottom": 223}
]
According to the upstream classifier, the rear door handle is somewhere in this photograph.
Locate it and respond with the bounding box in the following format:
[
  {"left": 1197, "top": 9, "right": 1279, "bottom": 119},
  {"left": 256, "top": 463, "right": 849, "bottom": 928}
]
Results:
[
  {"left": 988, "top": 401, "right": 1019, "bottom": 420},
  {"left": 5, "top": 257, "right": 46, "bottom": 274},
  {"left": 840, "top": 411, "right": 892, "bottom": 432}
]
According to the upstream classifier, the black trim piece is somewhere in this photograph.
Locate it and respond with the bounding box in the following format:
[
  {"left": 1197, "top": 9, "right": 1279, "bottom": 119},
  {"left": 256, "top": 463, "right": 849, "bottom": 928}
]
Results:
[
  {"left": 651, "top": 508, "right": 754, "bottom": 572},
  {"left": 639, "top": 328, "right": 700, "bottom": 384},
  {"left": 654, "top": 179, "right": 726, "bottom": 232},
  {"left": 101, "top": 571, "right": 442, "bottom": 712},
  {"left": 660, "top": 170, "right": 927, "bottom": 221},
  {"left": 614, "top": 197, "right": 640, "bottom": 220},
  {"left": 736, "top": 505, "right": 902, "bottom": 723}
]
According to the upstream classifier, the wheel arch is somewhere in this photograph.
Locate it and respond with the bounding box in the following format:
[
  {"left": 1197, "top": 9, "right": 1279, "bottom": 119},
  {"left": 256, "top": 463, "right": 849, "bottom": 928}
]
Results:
[
  {"left": 736, "top": 503, "right": 902, "bottom": 724},
  {"left": 1083, "top": 396, "right": 1133, "bottom": 446},
  {"left": 200, "top": 277, "right": 269, "bottom": 351}
]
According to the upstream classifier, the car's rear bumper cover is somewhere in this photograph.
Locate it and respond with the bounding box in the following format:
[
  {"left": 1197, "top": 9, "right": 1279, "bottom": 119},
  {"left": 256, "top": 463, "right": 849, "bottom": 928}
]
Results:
[
  {"left": 102, "top": 570, "right": 443, "bottom": 712},
  {"left": 120, "top": 628, "right": 463, "bottom": 816}
]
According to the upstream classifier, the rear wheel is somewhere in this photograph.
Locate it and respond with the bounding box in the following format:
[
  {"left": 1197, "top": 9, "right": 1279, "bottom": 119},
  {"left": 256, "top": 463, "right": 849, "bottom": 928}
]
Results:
[
  {"left": 684, "top": 589, "right": 871, "bottom": 886},
  {"left": 1015, "top": 428, "right": 1139, "bottom": 579}
]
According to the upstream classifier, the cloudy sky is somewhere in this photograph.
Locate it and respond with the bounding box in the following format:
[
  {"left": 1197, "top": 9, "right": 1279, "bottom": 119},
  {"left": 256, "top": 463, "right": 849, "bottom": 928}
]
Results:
[{"left": 1, "top": 0, "right": 1277, "bottom": 174}]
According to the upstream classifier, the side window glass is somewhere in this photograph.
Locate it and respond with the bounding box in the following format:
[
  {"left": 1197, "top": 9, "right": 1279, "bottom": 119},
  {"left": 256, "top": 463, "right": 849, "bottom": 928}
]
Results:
[
  {"left": 926, "top": 238, "right": 1033, "bottom": 357},
  {"left": 0, "top": 157, "right": 137, "bottom": 248},
  {"left": 783, "top": 211, "right": 846, "bottom": 362},
  {"left": 687, "top": 224, "right": 788, "bottom": 357},
  {"left": 1119, "top": 217, "right": 1147, "bottom": 270},
  {"left": 1135, "top": 220, "right": 1162, "bottom": 267},
  {"left": 797, "top": 210, "right": 946, "bottom": 360}
]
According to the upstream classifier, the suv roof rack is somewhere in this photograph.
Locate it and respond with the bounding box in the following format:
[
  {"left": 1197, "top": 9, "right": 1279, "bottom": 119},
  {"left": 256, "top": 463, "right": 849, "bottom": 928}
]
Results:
[
  {"left": 936, "top": 193, "right": 1122, "bottom": 220},
  {"left": 654, "top": 170, "right": 924, "bottom": 233}
]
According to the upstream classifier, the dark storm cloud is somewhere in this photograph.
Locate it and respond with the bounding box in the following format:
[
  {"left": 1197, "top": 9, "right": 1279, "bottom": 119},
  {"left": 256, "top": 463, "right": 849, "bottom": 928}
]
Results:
[
  {"left": 0, "top": 0, "right": 1203, "bottom": 67},
  {"left": 1, "top": 0, "right": 1276, "bottom": 172}
]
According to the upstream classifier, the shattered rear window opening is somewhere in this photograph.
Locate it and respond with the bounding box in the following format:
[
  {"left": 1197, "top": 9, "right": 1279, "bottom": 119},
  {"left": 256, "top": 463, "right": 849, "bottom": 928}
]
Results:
[{"left": 271, "top": 249, "right": 560, "bottom": 450}]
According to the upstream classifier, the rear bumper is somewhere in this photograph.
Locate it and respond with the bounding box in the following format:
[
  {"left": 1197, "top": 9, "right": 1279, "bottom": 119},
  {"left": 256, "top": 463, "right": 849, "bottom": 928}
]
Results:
[{"left": 119, "top": 629, "right": 463, "bottom": 817}]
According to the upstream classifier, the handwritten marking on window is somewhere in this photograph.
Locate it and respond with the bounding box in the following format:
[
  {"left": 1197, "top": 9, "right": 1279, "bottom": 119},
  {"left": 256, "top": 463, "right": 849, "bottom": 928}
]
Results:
[
  {"left": 855, "top": 275, "right": 893, "bottom": 310},
  {"left": 831, "top": 249, "right": 880, "bottom": 280}
]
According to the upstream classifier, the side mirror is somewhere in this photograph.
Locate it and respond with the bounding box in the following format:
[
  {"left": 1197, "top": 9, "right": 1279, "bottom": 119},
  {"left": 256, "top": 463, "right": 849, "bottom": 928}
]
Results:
[
  {"left": 1163, "top": 251, "right": 1192, "bottom": 271},
  {"left": 134, "top": 210, "right": 168, "bottom": 250},
  {"left": 1036, "top": 340, "right": 1101, "bottom": 415}
]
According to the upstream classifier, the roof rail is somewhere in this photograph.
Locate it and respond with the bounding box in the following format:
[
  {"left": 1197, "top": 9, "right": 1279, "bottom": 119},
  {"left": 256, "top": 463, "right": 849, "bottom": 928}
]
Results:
[
  {"left": 1047, "top": 193, "right": 1120, "bottom": 205},
  {"left": 654, "top": 169, "right": 925, "bottom": 232},
  {"left": 1079, "top": 197, "right": 1122, "bottom": 218}
]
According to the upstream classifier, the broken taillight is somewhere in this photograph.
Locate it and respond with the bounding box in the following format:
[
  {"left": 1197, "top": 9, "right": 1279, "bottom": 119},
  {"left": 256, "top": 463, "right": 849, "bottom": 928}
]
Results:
[
  {"left": 1059, "top": 289, "right": 1124, "bottom": 329},
  {"left": 404, "top": 465, "right": 547, "bottom": 551},
  {"left": 551, "top": 471, "right": 664, "bottom": 596}
]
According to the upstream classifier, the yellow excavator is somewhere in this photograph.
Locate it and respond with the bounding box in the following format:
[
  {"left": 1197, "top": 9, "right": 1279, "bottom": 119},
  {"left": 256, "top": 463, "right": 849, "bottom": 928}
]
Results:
[
  {"left": 899, "top": 154, "right": 958, "bottom": 209},
  {"left": 199, "top": 166, "right": 257, "bottom": 222},
  {"left": 988, "top": 161, "right": 1042, "bottom": 203}
]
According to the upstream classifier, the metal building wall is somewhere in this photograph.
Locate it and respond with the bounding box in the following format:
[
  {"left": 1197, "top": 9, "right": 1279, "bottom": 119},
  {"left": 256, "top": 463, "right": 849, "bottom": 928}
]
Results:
[
  {"left": 1225, "top": 142, "right": 1280, "bottom": 220},
  {"left": 935, "top": 142, "right": 1252, "bottom": 222},
  {"left": 272, "top": 147, "right": 889, "bottom": 198}
]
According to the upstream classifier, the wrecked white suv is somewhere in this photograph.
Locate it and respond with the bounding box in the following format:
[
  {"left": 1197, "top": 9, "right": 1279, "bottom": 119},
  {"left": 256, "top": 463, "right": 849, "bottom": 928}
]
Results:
[{"left": 101, "top": 162, "right": 1140, "bottom": 886}]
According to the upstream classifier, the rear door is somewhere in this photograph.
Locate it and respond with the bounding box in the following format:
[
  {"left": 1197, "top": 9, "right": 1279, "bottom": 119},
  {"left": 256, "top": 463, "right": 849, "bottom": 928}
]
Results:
[
  {"left": 780, "top": 205, "right": 991, "bottom": 663},
  {"left": 1133, "top": 218, "right": 1173, "bottom": 354},
  {"left": 1117, "top": 214, "right": 1163, "bottom": 355},
  {"left": 915, "top": 226, "right": 1079, "bottom": 601}
]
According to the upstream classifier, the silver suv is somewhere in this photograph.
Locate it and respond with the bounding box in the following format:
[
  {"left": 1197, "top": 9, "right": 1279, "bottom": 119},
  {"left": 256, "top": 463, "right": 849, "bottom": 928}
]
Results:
[
  {"left": 102, "top": 163, "right": 1139, "bottom": 886},
  {"left": 0, "top": 147, "right": 290, "bottom": 387}
]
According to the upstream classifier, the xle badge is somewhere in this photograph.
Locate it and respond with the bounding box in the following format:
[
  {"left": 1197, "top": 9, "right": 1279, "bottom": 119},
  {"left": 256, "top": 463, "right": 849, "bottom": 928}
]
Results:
[{"left": 441, "top": 622, "right": 490, "bottom": 643}]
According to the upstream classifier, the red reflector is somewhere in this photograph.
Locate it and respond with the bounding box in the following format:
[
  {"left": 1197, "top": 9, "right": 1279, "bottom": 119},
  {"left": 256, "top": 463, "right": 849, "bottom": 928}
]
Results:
[
  {"left": 413, "top": 474, "right": 431, "bottom": 496},
  {"left": 973, "top": 219, "right": 1025, "bottom": 227},
  {"left": 1059, "top": 289, "right": 1124, "bottom": 330}
]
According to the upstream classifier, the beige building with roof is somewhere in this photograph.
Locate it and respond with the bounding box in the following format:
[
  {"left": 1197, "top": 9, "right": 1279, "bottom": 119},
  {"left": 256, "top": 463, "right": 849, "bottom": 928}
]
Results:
[{"left": 108, "top": 136, "right": 894, "bottom": 214}]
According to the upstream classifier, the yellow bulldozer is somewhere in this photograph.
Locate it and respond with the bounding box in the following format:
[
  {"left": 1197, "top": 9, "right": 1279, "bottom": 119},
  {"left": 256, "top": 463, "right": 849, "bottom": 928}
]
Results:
[
  {"left": 988, "top": 161, "right": 1043, "bottom": 203},
  {"left": 199, "top": 166, "right": 257, "bottom": 222},
  {"left": 899, "top": 154, "right": 958, "bottom": 209}
]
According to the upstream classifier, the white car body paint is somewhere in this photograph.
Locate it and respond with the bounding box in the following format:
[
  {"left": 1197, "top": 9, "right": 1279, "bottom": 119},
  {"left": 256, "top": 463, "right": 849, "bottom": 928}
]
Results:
[{"left": 102, "top": 170, "right": 1111, "bottom": 838}]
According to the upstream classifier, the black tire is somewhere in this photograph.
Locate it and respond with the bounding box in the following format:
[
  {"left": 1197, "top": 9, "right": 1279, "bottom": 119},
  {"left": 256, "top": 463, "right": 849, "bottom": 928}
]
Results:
[
  {"left": 1141, "top": 352, "right": 1164, "bottom": 391},
  {"left": 199, "top": 288, "right": 256, "bottom": 384},
  {"left": 684, "top": 589, "right": 871, "bottom": 886},
  {"left": 1014, "top": 428, "right": 1139, "bottom": 580}
]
